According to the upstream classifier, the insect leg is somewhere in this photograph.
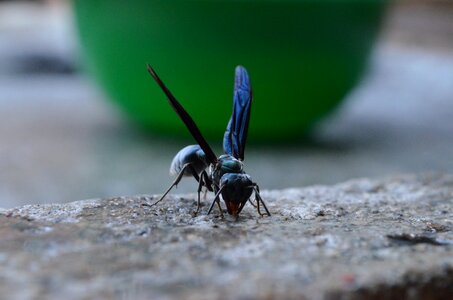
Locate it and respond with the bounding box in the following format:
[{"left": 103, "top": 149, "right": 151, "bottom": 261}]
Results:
[
  {"left": 254, "top": 185, "right": 271, "bottom": 216},
  {"left": 255, "top": 191, "right": 261, "bottom": 214},
  {"left": 202, "top": 173, "right": 214, "bottom": 201},
  {"left": 207, "top": 186, "right": 225, "bottom": 218},
  {"left": 195, "top": 170, "right": 212, "bottom": 216},
  {"left": 213, "top": 201, "right": 223, "bottom": 219},
  {"left": 143, "top": 163, "right": 200, "bottom": 208},
  {"left": 248, "top": 198, "right": 258, "bottom": 208}
]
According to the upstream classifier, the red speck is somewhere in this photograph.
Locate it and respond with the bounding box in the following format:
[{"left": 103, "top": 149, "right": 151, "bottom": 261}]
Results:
[{"left": 341, "top": 273, "right": 355, "bottom": 285}]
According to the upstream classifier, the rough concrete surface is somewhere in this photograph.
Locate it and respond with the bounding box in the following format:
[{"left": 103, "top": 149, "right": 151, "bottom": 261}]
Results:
[{"left": 1, "top": 173, "right": 453, "bottom": 300}]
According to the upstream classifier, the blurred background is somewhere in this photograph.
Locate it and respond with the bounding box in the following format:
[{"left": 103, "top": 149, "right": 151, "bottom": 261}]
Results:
[{"left": 0, "top": 0, "right": 452, "bottom": 208}]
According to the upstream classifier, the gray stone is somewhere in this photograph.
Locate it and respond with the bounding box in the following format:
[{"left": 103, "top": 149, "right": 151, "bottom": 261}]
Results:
[{"left": 1, "top": 173, "right": 453, "bottom": 299}]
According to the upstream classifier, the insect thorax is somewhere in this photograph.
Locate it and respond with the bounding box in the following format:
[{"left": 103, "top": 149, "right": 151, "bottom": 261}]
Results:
[{"left": 210, "top": 154, "right": 244, "bottom": 186}]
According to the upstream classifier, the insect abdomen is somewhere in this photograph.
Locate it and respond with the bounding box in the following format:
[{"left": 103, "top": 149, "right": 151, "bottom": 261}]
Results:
[{"left": 170, "top": 144, "right": 208, "bottom": 176}]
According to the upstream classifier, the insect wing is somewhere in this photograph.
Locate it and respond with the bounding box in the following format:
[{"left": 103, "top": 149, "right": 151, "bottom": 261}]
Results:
[
  {"left": 147, "top": 64, "right": 217, "bottom": 164},
  {"left": 223, "top": 66, "right": 252, "bottom": 160}
]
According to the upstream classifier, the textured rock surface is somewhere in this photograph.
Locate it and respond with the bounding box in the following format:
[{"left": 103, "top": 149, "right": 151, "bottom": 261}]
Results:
[{"left": 1, "top": 174, "right": 453, "bottom": 299}]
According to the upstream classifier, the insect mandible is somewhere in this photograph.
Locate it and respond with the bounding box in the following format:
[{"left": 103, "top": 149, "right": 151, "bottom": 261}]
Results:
[{"left": 146, "top": 64, "right": 270, "bottom": 218}]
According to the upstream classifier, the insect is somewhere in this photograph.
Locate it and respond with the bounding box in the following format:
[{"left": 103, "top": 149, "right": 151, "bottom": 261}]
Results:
[{"left": 146, "top": 64, "right": 270, "bottom": 218}]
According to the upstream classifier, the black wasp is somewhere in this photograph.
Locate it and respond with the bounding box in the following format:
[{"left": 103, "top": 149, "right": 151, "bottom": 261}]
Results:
[{"left": 146, "top": 64, "right": 270, "bottom": 218}]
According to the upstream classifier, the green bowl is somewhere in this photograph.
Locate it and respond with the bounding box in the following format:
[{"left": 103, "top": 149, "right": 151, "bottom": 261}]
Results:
[{"left": 73, "top": 0, "right": 386, "bottom": 141}]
